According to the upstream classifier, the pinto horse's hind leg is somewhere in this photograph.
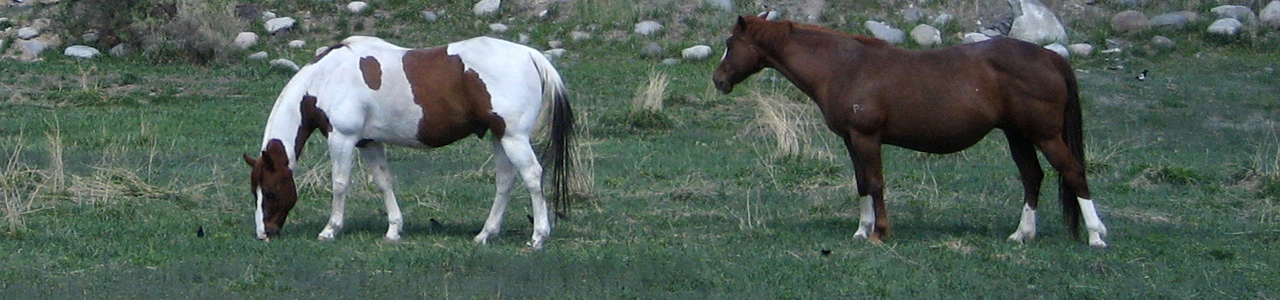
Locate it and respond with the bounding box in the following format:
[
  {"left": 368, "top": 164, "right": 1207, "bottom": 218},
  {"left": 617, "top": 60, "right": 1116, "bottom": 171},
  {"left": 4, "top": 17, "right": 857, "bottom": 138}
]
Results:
[
  {"left": 358, "top": 143, "right": 404, "bottom": 242},
  {"left": 318, "top": 134, "right": 362, "bottom": 241},
  {"left": 474, "top": 138, "right": 518, "bottom": 246},
  {"left": 1004, "top": 132, "right": 1044, "bottom": 243},
  {"left": 502, "top": 136, "right": 552, "bottom": 249}
]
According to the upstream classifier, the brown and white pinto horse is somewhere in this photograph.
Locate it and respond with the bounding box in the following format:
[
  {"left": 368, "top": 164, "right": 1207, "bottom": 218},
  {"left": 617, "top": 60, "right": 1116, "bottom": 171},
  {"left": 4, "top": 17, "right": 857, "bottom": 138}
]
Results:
[
  {"left": 713, "top": 16, "right": 1108, "bottom": 247},
  {"left": 242, "top": 36, "right": 575, "bottom": 249}
]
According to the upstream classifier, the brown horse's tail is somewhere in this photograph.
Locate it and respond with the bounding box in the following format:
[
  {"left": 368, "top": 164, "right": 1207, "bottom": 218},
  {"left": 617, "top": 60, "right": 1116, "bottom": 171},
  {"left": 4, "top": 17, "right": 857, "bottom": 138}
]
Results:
[
  {"left": 1056, "top": 56, "right": 1085, "bottom": 239},
  {"left": 533, "top": 53, "right": 577, "bottom": 217}
]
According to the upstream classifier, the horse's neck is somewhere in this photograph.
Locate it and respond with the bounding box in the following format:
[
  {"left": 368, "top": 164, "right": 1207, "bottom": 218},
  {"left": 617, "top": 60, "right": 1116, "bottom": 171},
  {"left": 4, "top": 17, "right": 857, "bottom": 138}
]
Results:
[
  {"left": 260, "top": 84, "right": 308, "bottom": 169},
  {"left": 767, "top": 35, "right": 877, "bottom": 103}
]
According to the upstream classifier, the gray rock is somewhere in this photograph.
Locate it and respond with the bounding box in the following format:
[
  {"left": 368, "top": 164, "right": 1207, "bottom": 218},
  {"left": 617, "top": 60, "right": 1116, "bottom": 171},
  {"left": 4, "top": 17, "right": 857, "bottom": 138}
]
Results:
[
  {"left": 864, "top": 20, "right": 904, "bottom": 44},
  {"left": 489, "top": 23, "right": 508, "bottom": 33},
  {"left": 347, "top": 1, "right": 369, "bottom": 13},
  {"left": 473, "top": 0, "right": 500, "bottom": 16},
  {"left": 262, "top": 11, "right": 276, "bottom": 20},
  {"left": 265, "top": 17, "right": 296, "bottom": 34},
  {"left": 17, "top": 27, "right": 39, "bottom": 40},
  {"left": 662, "top": 58, "right": 681, "bottom": 65},
  {"left": 681, "top": 45, "right": 713, "bottom": 60},
  {"left": 421, "top": 10, "right": 439, "bottom": 22},
  {"left": 1149, "top": 12, "right": 1190, "bottom": 29},
  {"left": 1208, "top": 18, "right": 1244, "bottom": 36},
  {"left": 902, "top": 7, "right": 927, "bottom": 24},
  {"left": 1115, "top": 0, "right": 1140, "bottom": 7},
  {"left": 1067, "top": 43, "right": 1093, "bottom": 57},
  {"left": 1151, "top": 36, "right": 1175, "bottom": 49},
  {"left": 1262, "top": 1, "right": 1280, "bottom": 29},
  {"left": 543, "top": 48, "right": 566, "bottom": 60},
  {"left": 910, "top": 24, "right": 941, "bottom": 46},
  {"left": 933, "top": 13, "right": 953, "bottom": 26},
  {"left": 15, "top": 39, "right": 50, "bottom": 61},
  {"left": 1111, "top": 10, "right": 1148, "bottom": 33},
  {"left": 635, "top": 21, "right": 663, "bottom": 36},
  {"left": 640, "top": 42, "right": 664, "bottom": 58},
  {"left": 288, "top": 40, "right": 306, "bottom": 48},
  {"left": 63, "top": 45, "right": 100, "bottom": 59},
  {"left": 705, "top": 0, "right": 733, "bottom": 12},
  {"left": 1212, "top": 5, "right": 1256, "bottom": 24},
  {"left": 248, "top": 51, "right": 269, "bottom": 60},
  {"left": 570, "top": 31, "right": 591, "bottom": 41},
  {"left": 315, "top": 46, "right": 329, "bottom": 58},
  {"left": 234, "top": 32, "right": 258, "bottom": 49},
  {"left": 517, "top": 33, "right": 530, "bottom": 44},
  {"left": 81, "top": 32, "right": 99, "bottom": 44},
  {"left": 962, "top": 32, "right": 991, "bottom": 44},
  {"left": 109, "top": 44, "right": 129, "bottom": 57},
  {"left": 980, "top": 29, "right": 1003, "bottom": 37},
  {"left": 1007, "top": 0, "right": 1068, "bottom": 44},
  {"left": 1044, "top": 43, "right": 1068, "bottom": 59},
  {"left": 548, "top": 40, "right": 562, "bottom": 48},
  {"left": 270, "top": 58, "right": 300, "bottom": 72}
]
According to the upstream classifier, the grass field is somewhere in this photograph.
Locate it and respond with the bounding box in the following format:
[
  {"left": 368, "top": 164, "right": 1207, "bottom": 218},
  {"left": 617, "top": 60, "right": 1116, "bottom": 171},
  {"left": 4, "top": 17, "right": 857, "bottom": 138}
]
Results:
[{"left": 3, "top": 1, "right": 1280, "bottom": 298}]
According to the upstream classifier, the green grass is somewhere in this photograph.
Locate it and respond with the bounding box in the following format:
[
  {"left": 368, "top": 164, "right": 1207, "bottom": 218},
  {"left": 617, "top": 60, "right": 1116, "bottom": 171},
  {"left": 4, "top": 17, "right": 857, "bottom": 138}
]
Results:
[{"left": 3, "top": 1, "right": 1280, "bottom": 298}]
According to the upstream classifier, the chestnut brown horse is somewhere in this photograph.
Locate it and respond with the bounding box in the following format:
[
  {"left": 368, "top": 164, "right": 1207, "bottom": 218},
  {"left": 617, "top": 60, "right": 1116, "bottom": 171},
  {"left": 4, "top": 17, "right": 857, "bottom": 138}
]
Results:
[{"left": 713, "top": 16, "right": 1108, "bottom": 247}]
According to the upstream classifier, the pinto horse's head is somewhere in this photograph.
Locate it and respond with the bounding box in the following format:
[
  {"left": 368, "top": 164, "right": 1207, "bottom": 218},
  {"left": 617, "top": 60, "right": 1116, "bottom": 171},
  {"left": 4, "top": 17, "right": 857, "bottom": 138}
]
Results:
[
  {"left": 713, "top": 16, "right": 772, "bottom": 94},
  {"left": 242, "top": 139, "right": 297, "bottom": 241}
]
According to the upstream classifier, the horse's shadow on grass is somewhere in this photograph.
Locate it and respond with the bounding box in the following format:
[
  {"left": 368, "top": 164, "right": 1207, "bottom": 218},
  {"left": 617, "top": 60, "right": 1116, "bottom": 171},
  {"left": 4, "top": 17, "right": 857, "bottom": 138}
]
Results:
[
  {"left": 786, "top": 215, "right": 1018, "bottom": 243},
  {"left": 288, "top": 213, "right": 542, "bottom": 242}
]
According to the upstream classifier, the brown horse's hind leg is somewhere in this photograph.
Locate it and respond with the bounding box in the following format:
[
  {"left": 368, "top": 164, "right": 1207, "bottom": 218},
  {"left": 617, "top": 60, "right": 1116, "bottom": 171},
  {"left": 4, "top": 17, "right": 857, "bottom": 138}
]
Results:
[
  {"left": 1036, "top": 138, "right": 1109, "bottom": 247},
  {"left": 843, "top": 134, "right": 889, "bottom": 242},
  {"left": 1004, "top": 131, "right": 1043, "bottom": 243}
]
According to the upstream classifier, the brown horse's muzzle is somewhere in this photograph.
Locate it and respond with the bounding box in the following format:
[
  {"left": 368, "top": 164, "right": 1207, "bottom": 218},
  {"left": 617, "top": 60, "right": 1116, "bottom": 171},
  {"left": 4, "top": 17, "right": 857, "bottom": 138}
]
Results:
[{"left": 712, "top": 74, "right": 734, "bottom": 94}]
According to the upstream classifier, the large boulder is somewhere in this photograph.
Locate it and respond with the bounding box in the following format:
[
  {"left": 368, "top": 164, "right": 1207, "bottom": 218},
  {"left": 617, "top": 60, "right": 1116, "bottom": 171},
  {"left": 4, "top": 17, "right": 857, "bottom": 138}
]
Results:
[
  {"left": 264, "top": 17, "right": 296, "bottom": 34},
  {"left": 1207, "top": 18, "right": 1244, "bottom": 36},
  {"left": 347, "top": 1, "right": 368, "bottom": 13},
  {"left": 1212, "top": 5, "right": 1256, "bottom": 24},
  {"left": 1261, "top": 1, "right": 1280, "bottom": 29},
  {"left": 864, "top": 20, "right": 904, "bottom": 44},
  {"left": 1007, "top": 0, "right": 1068, "bottom": 44},
  {"left": 233, "top": 32, "right": 258, "bottom": 49},
  {"left": 910, "top": 24, "right": 941, "bottom": 47},
  {"left": 1148, "top": 12, "right": 1192, "bottom": 30},
  {"left": 1111, "top": 10, "right": 1148, "bottom": 33},
  {"left": 63, "top": 45, "right": 100, "bottom": 58}
]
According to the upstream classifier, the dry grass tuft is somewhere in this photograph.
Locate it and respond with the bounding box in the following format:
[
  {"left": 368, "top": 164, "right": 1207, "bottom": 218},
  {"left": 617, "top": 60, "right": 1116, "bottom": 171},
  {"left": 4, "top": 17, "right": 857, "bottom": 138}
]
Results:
[
  {"left": 749, "top": 90, "right": 807, "bottom": 159},
  {"left": 633, "top": 70, "right": 669, "bottom": 113}
]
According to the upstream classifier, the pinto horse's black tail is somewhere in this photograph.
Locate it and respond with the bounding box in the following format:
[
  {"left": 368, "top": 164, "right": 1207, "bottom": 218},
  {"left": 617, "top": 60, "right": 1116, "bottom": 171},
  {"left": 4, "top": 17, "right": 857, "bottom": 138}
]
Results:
[
  {"left": 1056, "top": 56, "right": 1085, "bottom": 239},
  {"left": 532, "top": 54, "right": 577, "bottom": 217}
]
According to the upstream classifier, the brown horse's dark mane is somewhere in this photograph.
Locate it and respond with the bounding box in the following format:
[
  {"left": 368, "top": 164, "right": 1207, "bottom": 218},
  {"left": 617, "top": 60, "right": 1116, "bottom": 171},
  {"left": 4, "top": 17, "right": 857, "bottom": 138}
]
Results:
[{"left": 745, "top": 16, "right": 889, "bottom": 49}]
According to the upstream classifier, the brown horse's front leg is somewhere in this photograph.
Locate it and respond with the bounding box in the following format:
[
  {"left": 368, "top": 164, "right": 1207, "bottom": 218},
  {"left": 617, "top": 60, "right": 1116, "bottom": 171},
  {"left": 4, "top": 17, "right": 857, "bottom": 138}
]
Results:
[{"left": 844, "top": 135, "right": 889, "bottom": 242}]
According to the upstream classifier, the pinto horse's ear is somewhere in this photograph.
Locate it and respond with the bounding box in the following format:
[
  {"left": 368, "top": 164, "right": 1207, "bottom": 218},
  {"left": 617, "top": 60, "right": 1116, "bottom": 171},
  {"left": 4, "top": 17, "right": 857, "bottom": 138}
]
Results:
[{"left": 242, "top": 153, "right": 257, "bottom": 167}]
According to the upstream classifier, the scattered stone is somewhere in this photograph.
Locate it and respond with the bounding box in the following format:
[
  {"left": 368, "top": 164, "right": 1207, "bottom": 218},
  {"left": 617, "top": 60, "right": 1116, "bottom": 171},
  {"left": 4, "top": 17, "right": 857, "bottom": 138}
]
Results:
[
  {"left": 14, "top": 39, "right": 50, "bottom": 61},
  {"left": 1262, "top": 1, "right": 1280, "bottom": 29},
  {"left": 910, "top": 24, "right": 941, "bottom": 46},
  {"left": 421, "top": 10, "right": 439, "bottom": 22},
  {"left": 761, "top": 10, "right": 782, "bottom": 21},
  {"left": 864, "top": 20, "right": 904, "bottom": 44},
  {"left": 347, "top": 1, "right": 369, "bottom": 13},
  {"left": 1044, "top": 43, "right": 1068, "bottom": 59},
  {"left": 962, "top": 32, "right": 991, "bottom": 44},
  {"left": 262, "top": 11, "right": 277, "bottom": 20},
  {"left": 662, "top": 58, "right": 680, "bottom": 65},
  {"left": 315, "top": 46, "right": 329, "bottom": 57},
  {"left": 1208, "top": 18, "right": 1244, "bottom": 36},
  {"left": 980, "top": 28, "right": 1003, "bottom": 37},
  {"left": 1008, "top": 0, "right": 1068, "bottom": 44},
  {"left": 234, "top": 32, "right": 258, "bottom": 49},
  {"left": 1067, "top": 43, "right": 1093, "bottom": 57},
  {"left": 635, "top": 21, "right": 663, "bottom": 36},
  {"left": 248, "top": 51, "right": 269, "bottom": 60},
  {"left": 109, "top": 44, "right": 129, "bottom": 57},
  {"left": 265, "top": 17, "right": 296, "bottom": 34},
  {"left": 489, "top": 23, "right": 509, "bottom": 33},
  {"left": 518, "top": 33, "right": 530, "bottom": 44},
  {"left": 288, "top": 40, "right": 306, "bottom": 48},
  {"left": 548, "top": 40, "right": 562, "bottom": 48},
  {"left": 933, "top": 13, "right": 953, "bottom": 26},
  {"left": 902, "top": 7, "right": 927, "bottom": 24},
  {"left": 1111, "top": 10, "right": 1148, "bottom": 33},
  {"left": 1212, "top": 5, "right": 1256, "bottom": 24},
  {"left": 81, "top": 32, "right": 99, "bottom": 44},
  {"left": 1149, "top": 12, "right": 1190, "bottom": 30},
  {"left": 270, "top": 58, "right": 300, "bottom": 72},
  {"left": 570, "top": 31, "right": 591, "bottom": 41},
  {"left": 543, "top": 48, "right": 566, "bottom": 60},
  {"left": 473, "top": 0, "right": 500, "bottom": 16},
  {"left": 1151, "top": 36, "right": 1175, "bottom": 49},
  {"left": 640, "top": 42, "right": 664, "bottom": 58},
  {"left": 681, "top": 45, "right": 713, "bottom": 60},
  {"left": 17, "top": 27, "right": 39, "bottom": 40},
  {"left": 63, "top": 45, "right": 99, "bottom": 59},
  {"left": 706, "top": 0, "right": 733, "bottom": 12}
]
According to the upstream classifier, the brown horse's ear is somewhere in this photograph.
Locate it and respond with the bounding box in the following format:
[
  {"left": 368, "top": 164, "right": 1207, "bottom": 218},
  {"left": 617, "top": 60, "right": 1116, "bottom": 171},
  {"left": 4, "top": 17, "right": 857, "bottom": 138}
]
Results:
[
  {"left": 736, "top": 16, "right": 747, "bottom": 31},
  {"left": 259, "top": 151, "right": 277, "bottom": 172},
  {"left": 243, "top": 153, "right": 257, "bottom": 167}
]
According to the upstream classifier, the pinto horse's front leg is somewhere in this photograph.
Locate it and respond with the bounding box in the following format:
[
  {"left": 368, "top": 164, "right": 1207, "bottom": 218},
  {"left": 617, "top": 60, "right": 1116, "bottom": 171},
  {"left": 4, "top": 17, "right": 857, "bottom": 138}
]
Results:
[
  {"left": 318, "top": 134, "right": 361, "bottom": 241},
  {"left": 359, "top": 143, "right": 404, "bottom": 242}
]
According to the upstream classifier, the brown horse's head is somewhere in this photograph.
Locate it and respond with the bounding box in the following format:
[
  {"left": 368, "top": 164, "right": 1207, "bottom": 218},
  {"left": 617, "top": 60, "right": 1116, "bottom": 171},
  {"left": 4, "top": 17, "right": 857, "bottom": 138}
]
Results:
[
  {"left": 242, "top": 139, "right": 297, "bottom": 240},
  {"left": 713, "top": 16, "right": 773, "bottom": 94}
]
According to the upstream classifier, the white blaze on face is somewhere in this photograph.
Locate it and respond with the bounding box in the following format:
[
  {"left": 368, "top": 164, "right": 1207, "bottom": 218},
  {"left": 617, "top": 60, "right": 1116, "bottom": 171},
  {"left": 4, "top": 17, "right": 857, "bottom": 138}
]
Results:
[
  {"left": 255, "top": 188, "right": 267, "bottom": 239},
  {"left": 720, "top": 47, "right": 729, "bottom": 63}
]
